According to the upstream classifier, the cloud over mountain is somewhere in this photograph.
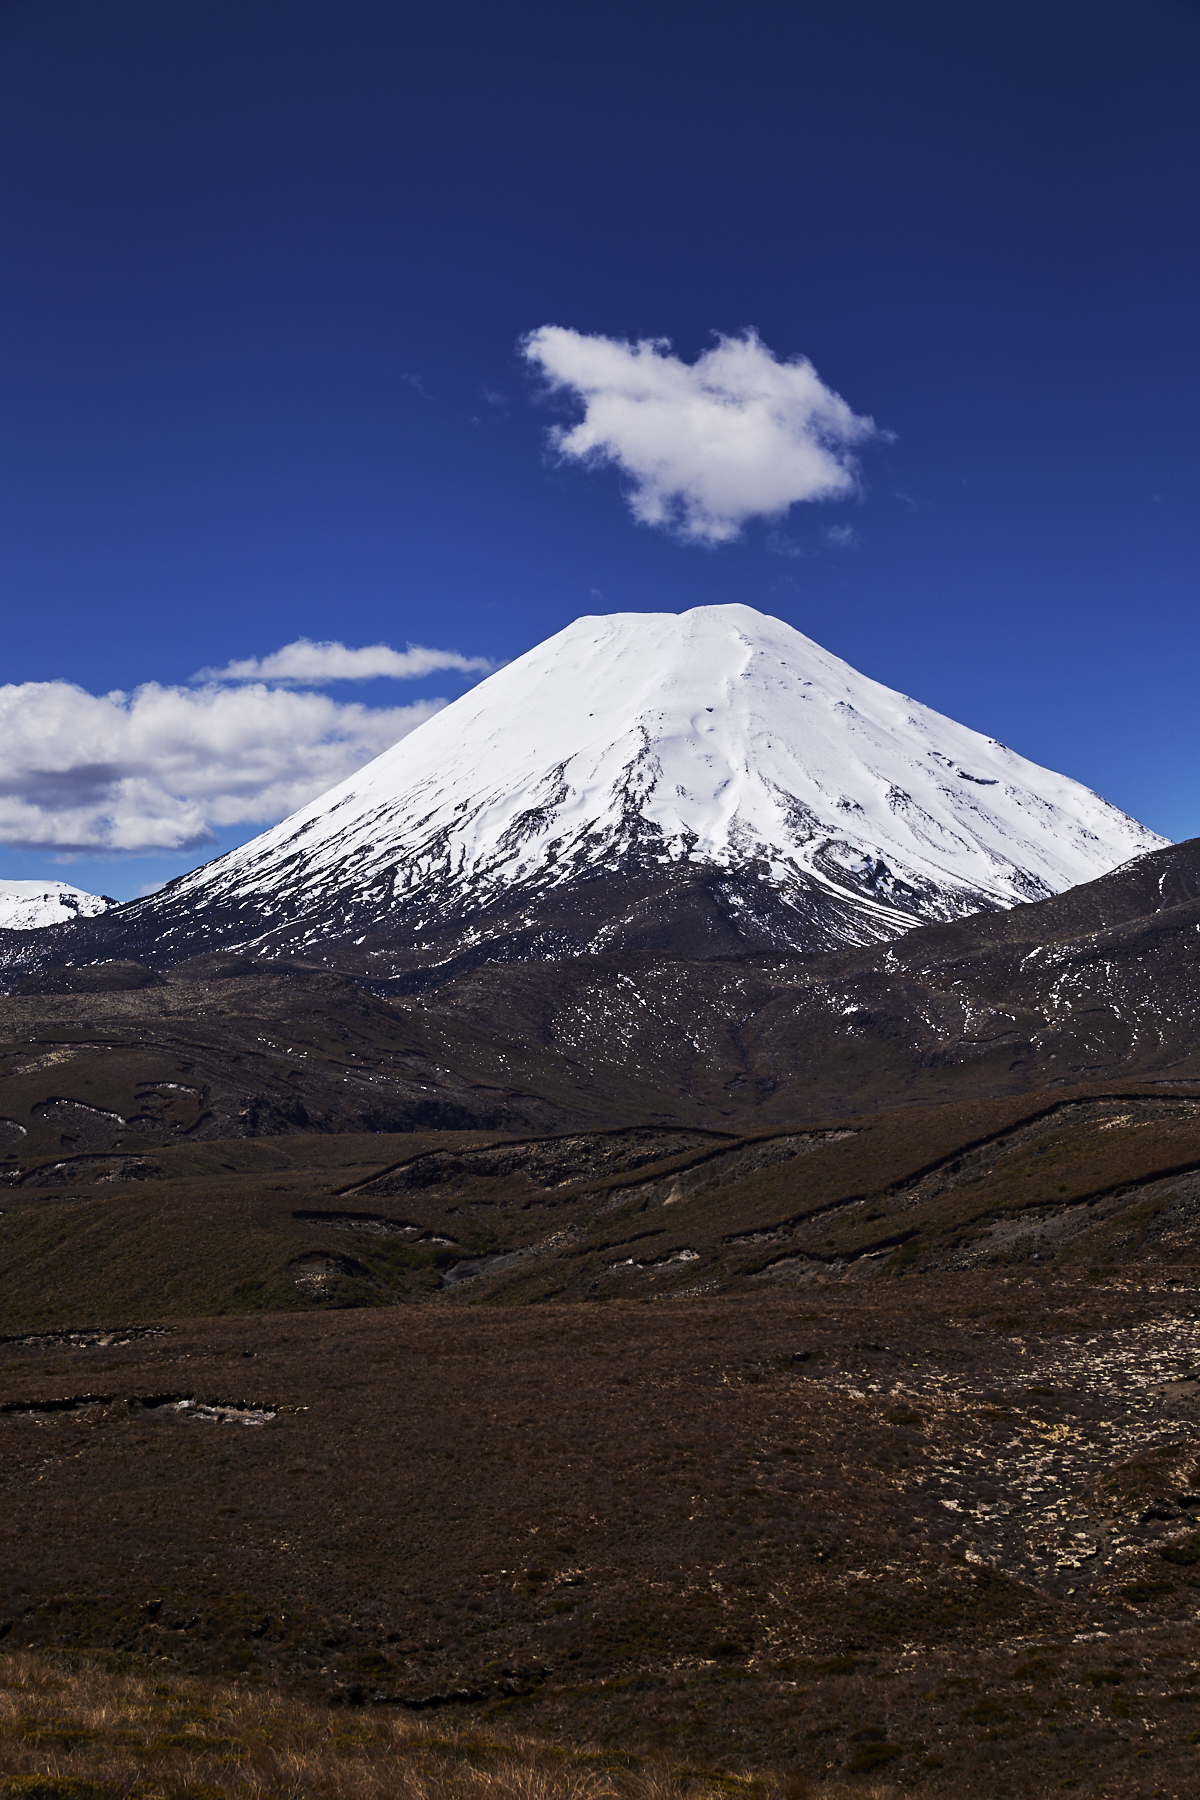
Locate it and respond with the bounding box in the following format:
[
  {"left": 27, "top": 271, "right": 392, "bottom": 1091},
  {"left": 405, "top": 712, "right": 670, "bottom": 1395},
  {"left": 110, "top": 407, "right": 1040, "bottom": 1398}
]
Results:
[
  {"left": 199, "top": 638, "right": 495, "bottom": 685},
  {"left": 0, "top": 676, "right": 444, "bottom": 852},
  {"left": 523, "top": 327, "right": 878, "bottom": 544}
]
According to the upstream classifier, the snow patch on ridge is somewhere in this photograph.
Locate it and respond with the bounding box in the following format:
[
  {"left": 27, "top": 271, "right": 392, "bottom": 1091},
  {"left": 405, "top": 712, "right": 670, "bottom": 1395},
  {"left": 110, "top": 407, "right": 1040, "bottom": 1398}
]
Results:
[{"left": 0, "top": 881, "right": 113, "bottom": 931}]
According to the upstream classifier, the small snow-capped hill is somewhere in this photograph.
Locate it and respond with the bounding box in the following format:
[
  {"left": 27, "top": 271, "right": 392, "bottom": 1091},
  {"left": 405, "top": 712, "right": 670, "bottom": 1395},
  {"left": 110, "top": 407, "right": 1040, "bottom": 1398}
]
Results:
[
  {"left": 0, "top": 880, "right": 113, "bottom": 931},
  {"left": 76, "top": 603, "right": 1164, "bottom": 974}
]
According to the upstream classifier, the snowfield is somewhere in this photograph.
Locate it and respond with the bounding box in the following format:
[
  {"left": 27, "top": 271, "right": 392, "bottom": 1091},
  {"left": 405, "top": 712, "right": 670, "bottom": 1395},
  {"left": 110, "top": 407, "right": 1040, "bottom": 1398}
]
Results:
[{"left": 154, "top": 605, "right": 1166, "bottom": 944}]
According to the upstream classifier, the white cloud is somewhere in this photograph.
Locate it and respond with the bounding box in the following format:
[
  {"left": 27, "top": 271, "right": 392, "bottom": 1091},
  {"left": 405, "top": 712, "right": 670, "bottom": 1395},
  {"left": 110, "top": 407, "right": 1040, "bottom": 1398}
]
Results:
[
  {"left": 198, "top": 638, "right": 494, "bottom": 685},
  {"left": 522, "top": 326, "right": 878, "bottom": 545},
  {"left": 0, "top": 678, "right": 444, "bottom": 852}
]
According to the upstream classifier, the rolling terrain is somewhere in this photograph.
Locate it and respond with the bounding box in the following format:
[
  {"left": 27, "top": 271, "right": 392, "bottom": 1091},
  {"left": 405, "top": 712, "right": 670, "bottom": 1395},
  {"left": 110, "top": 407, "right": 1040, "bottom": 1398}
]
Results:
[
  {"left": 5, "top": 956, "right": 1200, "bottom": 1797},
  {"left": 4, "top": 1085, "right": 1200, "bottom": 1323}
]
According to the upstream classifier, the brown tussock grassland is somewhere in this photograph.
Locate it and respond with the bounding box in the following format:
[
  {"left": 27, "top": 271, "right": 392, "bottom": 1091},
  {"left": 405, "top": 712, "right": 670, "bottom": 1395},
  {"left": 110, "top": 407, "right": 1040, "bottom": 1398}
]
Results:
[{"left": 0, "top": 1650, "right": 899, "bottom": 1800}]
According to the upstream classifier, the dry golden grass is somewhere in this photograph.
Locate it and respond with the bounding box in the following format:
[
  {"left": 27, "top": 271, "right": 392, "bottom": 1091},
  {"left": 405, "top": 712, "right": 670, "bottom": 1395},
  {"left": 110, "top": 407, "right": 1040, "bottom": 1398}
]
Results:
[{"left": 0, "top": 1652, "right": 905, "bottom": 1800}]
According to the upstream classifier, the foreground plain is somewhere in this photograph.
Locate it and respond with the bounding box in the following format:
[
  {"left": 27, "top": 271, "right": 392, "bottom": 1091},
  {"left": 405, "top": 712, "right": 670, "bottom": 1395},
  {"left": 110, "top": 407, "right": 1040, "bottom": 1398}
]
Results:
[
  {"left": 4, "top": 1280, "right": 1200, "bottom": 1797},
  {"left": 5, "top": 956, "right": 1200, "bottom": 1798}
]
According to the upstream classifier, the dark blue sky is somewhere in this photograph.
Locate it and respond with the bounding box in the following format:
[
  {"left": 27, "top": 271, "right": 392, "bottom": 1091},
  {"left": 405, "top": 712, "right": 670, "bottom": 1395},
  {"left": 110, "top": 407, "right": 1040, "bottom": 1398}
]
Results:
[{"left": 1, "top": 0, "right": 1197, "bottom": 897}]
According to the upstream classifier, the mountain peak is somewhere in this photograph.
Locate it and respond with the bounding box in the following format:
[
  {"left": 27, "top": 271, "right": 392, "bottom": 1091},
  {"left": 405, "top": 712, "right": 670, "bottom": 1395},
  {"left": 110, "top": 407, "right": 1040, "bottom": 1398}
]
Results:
[{"left": 1, "top": 607, "right": 1165, "bottom": 976}]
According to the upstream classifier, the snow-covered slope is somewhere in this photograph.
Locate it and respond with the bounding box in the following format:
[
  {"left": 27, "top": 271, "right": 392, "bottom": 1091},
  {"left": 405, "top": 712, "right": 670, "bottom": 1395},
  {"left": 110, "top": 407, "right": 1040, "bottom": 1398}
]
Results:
[
  {"left": 0, "top": 880, "right": 113, "bottom": 931},
  {"left": 148, "top": 605, "right": 1163, "bottom": 958}
]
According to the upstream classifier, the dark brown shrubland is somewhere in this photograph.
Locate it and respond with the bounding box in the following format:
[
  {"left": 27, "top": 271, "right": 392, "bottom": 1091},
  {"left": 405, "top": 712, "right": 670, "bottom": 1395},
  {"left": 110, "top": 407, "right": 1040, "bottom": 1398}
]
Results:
[{"left": 5, "top": 970, "right": 1200, "bottom": 1796}]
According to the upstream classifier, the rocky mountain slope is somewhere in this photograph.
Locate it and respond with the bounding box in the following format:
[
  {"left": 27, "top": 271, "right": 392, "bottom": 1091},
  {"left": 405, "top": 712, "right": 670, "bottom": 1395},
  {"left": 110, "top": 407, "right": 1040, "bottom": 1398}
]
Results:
[
  {"left": 413, "top": 835, "right": 1200, "bottom": 1120},
  {"left": 0, "top": 606, "right": 1163, "bottom": 980},
  {"left": 1, "top": 839, "right": 1198, "bottom": 1159}
]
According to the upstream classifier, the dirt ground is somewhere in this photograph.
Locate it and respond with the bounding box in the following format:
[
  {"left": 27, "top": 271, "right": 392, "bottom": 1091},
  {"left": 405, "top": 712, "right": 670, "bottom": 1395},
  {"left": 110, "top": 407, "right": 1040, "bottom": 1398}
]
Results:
[{"left": 3, "top": 1276, "right": 1200, "bottom": 1798}]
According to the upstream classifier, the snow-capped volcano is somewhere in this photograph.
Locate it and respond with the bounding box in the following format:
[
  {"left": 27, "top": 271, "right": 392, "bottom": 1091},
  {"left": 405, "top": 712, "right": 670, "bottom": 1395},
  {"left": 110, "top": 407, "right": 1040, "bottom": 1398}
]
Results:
[
  {"left": 0, "top": 880, "right": 112, "bottom": 931},
  {"left": 85, "top": 603, "right": 1162, "bottom": 971}
]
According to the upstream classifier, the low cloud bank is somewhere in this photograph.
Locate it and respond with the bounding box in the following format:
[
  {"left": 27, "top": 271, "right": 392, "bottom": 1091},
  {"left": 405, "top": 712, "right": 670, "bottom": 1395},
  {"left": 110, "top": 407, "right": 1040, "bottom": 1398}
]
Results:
[
  {"left": 523, "top": 326, "right": 878, "bottom": 544},
  {"left": 0, "top": 641, "right": 479, "bottom": 850}
]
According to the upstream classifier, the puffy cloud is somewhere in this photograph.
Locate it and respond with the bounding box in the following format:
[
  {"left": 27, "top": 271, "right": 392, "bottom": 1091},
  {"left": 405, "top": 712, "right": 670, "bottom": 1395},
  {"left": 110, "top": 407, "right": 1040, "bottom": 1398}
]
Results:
[
  {"left": 523, "top": 326, "right": 878, "bottom": 545},
  {"left": 198, "top": 637, "right": 494, "bottom": 684},
  {"left": 0, "top": 677, "right": 444, "bottom": 852}
]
